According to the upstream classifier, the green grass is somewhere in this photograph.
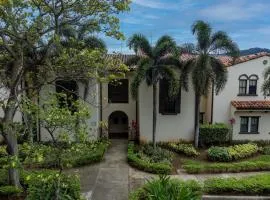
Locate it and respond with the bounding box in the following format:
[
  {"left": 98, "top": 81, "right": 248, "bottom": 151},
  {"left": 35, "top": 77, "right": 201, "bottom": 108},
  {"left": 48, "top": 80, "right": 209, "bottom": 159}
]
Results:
[
  {"left": 204, "top": 173, "right": 270, "bottom": 195},
  {"left": 182, "top": 155, "right": 270, "bottom": 174}
]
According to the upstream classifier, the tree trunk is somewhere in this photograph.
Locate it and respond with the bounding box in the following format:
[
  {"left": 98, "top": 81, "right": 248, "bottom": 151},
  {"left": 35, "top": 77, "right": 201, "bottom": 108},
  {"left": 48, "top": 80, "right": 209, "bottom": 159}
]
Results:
[
  {"left": 2, "top": 101, "right": 21, "bottom": 187},
  {"left": 194, "top": 94, "right": 201, "bottom": 148},
  {"left": 152, "top": 84, "right": 157, "bottom": 148}
]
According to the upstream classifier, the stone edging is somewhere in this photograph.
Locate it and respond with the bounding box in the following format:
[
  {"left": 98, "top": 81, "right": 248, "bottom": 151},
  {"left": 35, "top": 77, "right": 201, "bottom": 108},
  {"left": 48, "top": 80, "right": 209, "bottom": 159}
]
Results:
[{"left": 202, "top": 195, "right": 270, "bottom": 200}]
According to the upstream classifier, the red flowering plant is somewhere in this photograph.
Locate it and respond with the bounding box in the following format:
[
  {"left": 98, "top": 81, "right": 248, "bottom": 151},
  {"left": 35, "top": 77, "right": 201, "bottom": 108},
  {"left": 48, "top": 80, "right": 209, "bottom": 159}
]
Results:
[
  {"left": 129, "top": 120, "right": 139, "bottom": 142},
  {"left": 229, "top": 118, "right": 235, "bottom": 125}
]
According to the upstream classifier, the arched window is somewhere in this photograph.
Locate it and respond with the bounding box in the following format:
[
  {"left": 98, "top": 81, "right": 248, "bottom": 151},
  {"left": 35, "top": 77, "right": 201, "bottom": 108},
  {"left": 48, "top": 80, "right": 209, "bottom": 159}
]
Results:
[
  {"left": 248, "top": 75, "right": 258, "bottom": 95},
  {"left": 238, "top": 75, "right": 248, "bottom": 95}
]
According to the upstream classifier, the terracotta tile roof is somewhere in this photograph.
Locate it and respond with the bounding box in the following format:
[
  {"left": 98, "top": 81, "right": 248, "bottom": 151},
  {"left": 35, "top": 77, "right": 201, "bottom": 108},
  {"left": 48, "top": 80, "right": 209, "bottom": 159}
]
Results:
[
  {"left": 181, "top": 52, "right": 270, "bottom": 67},
  {"left": 109, "top": 52, "right": 270, "bottom": 69},
  {"left": 231, "top": 100, "right": 270, "bottom": 110}
]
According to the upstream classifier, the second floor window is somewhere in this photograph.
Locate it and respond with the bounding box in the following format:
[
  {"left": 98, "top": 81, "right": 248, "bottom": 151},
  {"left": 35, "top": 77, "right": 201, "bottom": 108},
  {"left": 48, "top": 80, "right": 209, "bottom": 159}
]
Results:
[
  {"left": 238, "top": 74, "right": 258, "bottom": 95},
  {"left": 108, "top": 79, "right": 129, "bottom": 103},
  {"left": 159, "top": 79, "right": 180, "bottom": 115}
]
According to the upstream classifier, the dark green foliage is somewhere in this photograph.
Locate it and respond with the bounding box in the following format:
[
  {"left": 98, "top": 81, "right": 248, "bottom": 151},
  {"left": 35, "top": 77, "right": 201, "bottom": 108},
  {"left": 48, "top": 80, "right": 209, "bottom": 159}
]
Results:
[
  {"left": 140, "top": 144, "right": 173, "bottom": 163},
  {"left": 262, "top": 146, "right": 270, "bottom": 155},
  {"left": 22, "top": 140, "right": 109, "bottom": 169},
  {"left": 182, "top": 155, "right": 270, "bottom": 174},
  {"left": 208, "top": 147, "right": 231, "bottom": 162},
  {"left": 160, "top": 143, "right": 199, "bottom": 157},
  {"left": 204, "top": 174, "right": 270, "bottom": 195},
  {"left": 207, "top": 143, "right": 259, "bottom": 162},
  {"left": 232, "top": 140, "right": 270, "bottom": 146},
  {"left": 200, "top": 123, "right": 230, "bottom": 146},
  {"left": 129, "top": 175, "right": 202, "bottom": 200},
  {"left": 127, "top": 143, "right": 172, "bottom": 174},
  {"left": 25, "top": 171, "right": 83, "bottom": 200},
  {"left": 0, "top": 186, "right": 23, "bottom": 196}
]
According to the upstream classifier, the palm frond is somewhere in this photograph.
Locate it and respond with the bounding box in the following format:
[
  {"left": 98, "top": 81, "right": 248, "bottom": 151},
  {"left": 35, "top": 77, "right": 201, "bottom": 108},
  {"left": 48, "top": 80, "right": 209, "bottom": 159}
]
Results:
[
  {"left": 180, "top": 59, "right": 194, "bottom": 91},
  {"left": 210, "top": 32, "right": 239, "bottom": 58},
  {"left": 127, "top": 34, "right": 152, "bottom": 57},
  {"left": 130, "top": 57, "right": 153, "bottom": 98},
  {"left": 192, "top": 54, "right": 213, "bottom": 96},
  {"left": 261, "top": 67, "right": 270, "bottom": 96},
  {"left": 157, "top": 55, "right": 181, "bottom": 68},
  {"left": 179, "top": 43, "right": 197, "bottom": 54},
  {"left": 192, "top": 20, "right": 212, "bottom": 51},
  {"left": 210, "top": 57, "right": 228, "bottom": 94},
  {"left": 158, "top": 65, "right": 180, "bottom": 97}
]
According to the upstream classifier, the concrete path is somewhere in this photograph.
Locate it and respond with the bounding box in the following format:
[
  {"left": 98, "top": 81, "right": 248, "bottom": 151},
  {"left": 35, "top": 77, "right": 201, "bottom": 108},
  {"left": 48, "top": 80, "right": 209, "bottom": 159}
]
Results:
[
  {"left": 66, "top": 139, "right": 129, "bottom": 200},
  {"left": 66, "top": 140, "right": 269, "bottom": 200}
]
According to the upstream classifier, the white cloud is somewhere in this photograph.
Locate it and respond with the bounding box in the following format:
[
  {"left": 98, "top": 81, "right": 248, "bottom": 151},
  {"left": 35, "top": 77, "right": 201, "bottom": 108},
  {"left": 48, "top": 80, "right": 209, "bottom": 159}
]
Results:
[
  {"left": 131, "top": 0, "right": 180, "bottom": 10},
  {"left": 199, "top": 1, "right": 268, "bottom": 21}
]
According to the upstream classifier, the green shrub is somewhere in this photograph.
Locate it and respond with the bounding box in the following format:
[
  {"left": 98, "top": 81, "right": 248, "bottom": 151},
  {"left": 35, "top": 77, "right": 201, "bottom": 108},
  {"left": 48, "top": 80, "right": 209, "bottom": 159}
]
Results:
[
  {"left": 207, "top": 143, "right": 259, "bottom": 162},
  {"left": 0, "top": 186, "right": 23, "bottom": 196},
  {"left": 26, "top": 171, "right": 83, "bottom": 200},
  {"left": 182, "top": 155, "right": 270, "bottom": 174},
  {"left": 140, "top": 144, "right": 173, "bottom": 163},
  {"left": 262, "top": 146, "right": 270, "bottom": 155},
  {"left": 200, "top": 123, "right": 229, "bottom": 146},
  {"left": 127, "top": 143, "right": 172, "bottom": 174},
  {"left": 23, "top": 140, "right": 109, "bottom": 168},
  {"left": 207, "top": 147, "right": 231, "bottom": 162},
  {"left": 129, "top": 175, "right": 202, "bottom": 200},
  {"left": 228, "top": 143, "right": 259, "bottom": 160},
  {"left": 204, "top": 174, "right": 270, "bottom": 195},
  {"left": 0, "top": 145, "right": 7, "bottom": 157},
  {"left": 162, "top": 143, "right": 199, "bottom": 157}
]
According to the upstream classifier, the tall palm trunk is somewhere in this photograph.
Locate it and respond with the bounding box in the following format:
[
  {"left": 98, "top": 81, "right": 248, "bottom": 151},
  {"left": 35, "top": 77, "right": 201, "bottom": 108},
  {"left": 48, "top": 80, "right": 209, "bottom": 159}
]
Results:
[
  {"left": 152, "top": 83, "right": 157, "bottom": 148},
  {"left": 194, "top": 93, "right": 200, "bottom": 148},
  {"left": 2, "top": 95, "right": 21, "bottom": 187}
]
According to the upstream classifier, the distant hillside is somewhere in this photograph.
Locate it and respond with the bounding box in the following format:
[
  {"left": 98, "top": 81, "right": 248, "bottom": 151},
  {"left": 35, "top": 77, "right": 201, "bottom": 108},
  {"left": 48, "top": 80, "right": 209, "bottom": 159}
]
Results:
[{"left": 240, "top": 48, "right": 270, "bottom": 56}]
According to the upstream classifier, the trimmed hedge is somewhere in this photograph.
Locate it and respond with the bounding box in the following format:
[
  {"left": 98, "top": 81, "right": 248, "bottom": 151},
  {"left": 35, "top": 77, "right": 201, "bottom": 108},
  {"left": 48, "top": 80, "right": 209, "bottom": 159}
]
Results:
[
  {"left": 127, "top": 143, "right": 172, "bottom": 174},
  {"left": 200, "top": 123, "right": 230, "bottom": 145},
  {"left": 23, "top": 140, "right": 109, "bottom": 169},
  {"left": 207, "top": 143, "right": 259, "bottom": 162},
  {"left": 204, "top": 174, "right": 270, "bottom": 195},
  {"left": 159, "top": 142, "right": 199, "bottom": 157},
  {"left": 182, "top": 155, "right": 270, "bottom": 174},
  {"left": 262, "top": 146, "right": 270, "bottom": 155}
]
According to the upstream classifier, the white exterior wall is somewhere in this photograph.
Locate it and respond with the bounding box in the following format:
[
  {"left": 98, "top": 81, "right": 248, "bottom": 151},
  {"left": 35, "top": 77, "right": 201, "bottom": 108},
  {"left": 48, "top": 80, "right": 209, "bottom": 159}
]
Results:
[
  {"left": 39, "top": 79, "right": 100, "bottom": 141},
  {"left": 213, "top": 56, "right": 270, "bottom": 140},
  {"left": 101, "top": 72, "right": 136, "bottom": 131},
  {"left": 138, "top": 79, "right": 195, "bottom": 142}
]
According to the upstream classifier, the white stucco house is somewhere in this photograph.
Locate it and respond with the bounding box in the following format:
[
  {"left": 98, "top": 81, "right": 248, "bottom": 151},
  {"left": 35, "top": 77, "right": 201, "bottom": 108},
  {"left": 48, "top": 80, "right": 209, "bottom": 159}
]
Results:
[
  {"left": 204, "top": 52, "right": 270, "bottom": 141},
  {"left": 1, "top": 52, "right": 270, "bottom": 143}
]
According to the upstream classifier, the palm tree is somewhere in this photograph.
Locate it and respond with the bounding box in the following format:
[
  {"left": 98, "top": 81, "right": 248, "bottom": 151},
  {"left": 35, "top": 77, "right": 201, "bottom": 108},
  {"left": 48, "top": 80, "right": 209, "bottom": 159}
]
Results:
[
  {"left": 181, "top": 20, "right": 239, "bottom": 147},
  {"left": 262, "top": 67, "right": 270, "bottom": 96},
  {"left": 127, "top": 34, "right": 180, "bottom": 148}
]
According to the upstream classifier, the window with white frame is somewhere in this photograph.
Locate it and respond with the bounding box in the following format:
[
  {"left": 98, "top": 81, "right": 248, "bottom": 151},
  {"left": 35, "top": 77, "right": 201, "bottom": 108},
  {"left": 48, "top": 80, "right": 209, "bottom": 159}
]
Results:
[
  {"left": 240, "top": 116, "right": 259, "bottom": 133},
  {"left": 238, "top": 75, "right": 248, "bottom": 95},
  {"left": 248, "top": 75, "right": 258, "bottom": 95}
]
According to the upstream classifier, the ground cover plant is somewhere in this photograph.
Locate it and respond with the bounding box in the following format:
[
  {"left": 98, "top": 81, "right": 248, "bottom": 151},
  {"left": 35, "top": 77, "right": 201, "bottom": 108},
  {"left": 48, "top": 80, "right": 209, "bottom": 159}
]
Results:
[
  {"left": 127, "top": 143, "right": 173, "bottom": 174},
  {"left": 159, "top": 142, "right": 199, "bottom": 157},
  {"left": 129, "top": 175, "right": 202, "bottom": 200}
]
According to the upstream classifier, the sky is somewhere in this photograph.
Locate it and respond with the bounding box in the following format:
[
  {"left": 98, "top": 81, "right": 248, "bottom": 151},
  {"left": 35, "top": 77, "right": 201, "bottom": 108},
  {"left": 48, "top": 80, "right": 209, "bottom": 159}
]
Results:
[{"left": 103, "top": 0, "right": 270, "bottom": 54}]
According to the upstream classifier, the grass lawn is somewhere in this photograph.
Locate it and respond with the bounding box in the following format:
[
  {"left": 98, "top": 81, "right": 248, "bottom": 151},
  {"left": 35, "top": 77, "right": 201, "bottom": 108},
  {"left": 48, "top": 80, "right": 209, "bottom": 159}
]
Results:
[{"left": 181, "top": 155, "right": 270, "bottom": 174}]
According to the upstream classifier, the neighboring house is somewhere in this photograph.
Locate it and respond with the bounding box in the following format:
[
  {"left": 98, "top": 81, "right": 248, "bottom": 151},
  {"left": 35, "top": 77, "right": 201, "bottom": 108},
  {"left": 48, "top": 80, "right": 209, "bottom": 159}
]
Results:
[{"left": 205, "top": 52, "right": 270, "bottom": 141}]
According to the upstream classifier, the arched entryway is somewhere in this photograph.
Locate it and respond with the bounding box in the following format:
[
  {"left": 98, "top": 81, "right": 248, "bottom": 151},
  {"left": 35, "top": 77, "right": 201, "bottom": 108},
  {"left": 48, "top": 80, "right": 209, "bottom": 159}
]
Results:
[{"left": 108, "top": 111, "right": 128, "bottom": 139}]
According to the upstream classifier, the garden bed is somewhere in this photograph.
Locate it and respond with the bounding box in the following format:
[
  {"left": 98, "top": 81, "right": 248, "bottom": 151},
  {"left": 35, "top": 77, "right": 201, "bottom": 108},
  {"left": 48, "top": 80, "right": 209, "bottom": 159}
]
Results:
[
  {"left": 182, "top": 155, "right": 270, "bottom": 174},
  {"left": 129, "top": 174, "right": 270, "bottom": 199},
  {"left": 127, "top": 143, "right": 173, "bottom": 174}
]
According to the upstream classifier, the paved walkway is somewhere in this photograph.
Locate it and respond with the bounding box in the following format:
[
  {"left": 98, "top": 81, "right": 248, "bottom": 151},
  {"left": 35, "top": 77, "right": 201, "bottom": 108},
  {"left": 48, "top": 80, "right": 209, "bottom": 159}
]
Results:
[
  {"left": 66, "top": 140, "right": 269, "bottom": 200},
  {"left": 66, "top": 139, "right": 129, "bottom": 200}
]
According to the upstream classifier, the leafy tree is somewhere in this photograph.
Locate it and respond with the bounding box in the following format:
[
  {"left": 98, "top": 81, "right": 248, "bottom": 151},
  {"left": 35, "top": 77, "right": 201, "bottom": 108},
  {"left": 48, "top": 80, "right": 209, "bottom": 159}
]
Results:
[
  {"left": 127, "top": 34, "right": 180, "bottom": 148},
  {"left": 0, "top": 0, "right": 129, "bottom": 187},
  {"left": 181, "top": 20, "right": 239, "bottom": 147}
]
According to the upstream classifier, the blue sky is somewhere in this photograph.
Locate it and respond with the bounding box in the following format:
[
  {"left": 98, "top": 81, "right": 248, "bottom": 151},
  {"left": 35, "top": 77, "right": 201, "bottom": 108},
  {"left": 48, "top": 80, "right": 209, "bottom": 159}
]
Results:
[{"left": 103, "top": 0, "right": 270, "bottom": 54}]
